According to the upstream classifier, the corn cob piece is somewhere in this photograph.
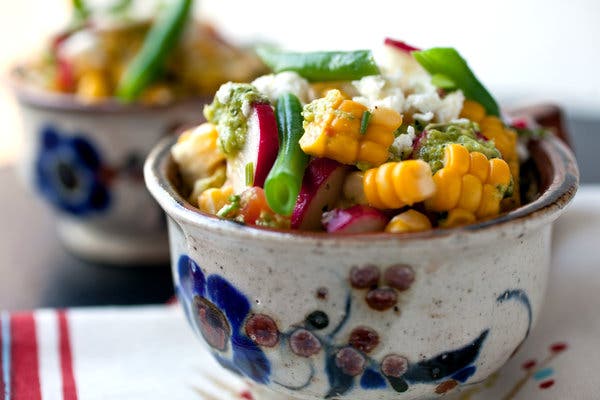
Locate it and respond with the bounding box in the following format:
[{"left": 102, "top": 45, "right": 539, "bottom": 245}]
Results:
[
  {"left": 363, "top": 160, "right": 435, "bottom": 209},
  {"left": 300, "top": 90, "right": 401, "bottom": 167},
  {"left": 425, "top": 143, "right": 512, "bottom": 227},
  {"left": 460, "top": 100, "right": 520, "bottom": 209},
  {"left": 385, "top": 209, "right": 432, "bottom": 233}
]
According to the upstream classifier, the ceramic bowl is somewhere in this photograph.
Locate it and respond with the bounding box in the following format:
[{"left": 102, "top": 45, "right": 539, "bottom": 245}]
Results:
[
  {"left": 10, "top": 68, "right": 209, "bottom": 265},
  {"left": 145, "top": 109, "right": 578, "bottom": 399}
]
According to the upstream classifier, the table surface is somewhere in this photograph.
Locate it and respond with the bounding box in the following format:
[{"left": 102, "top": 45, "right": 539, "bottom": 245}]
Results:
[{"left": 0, "top": 167, "right": 174, "bottom": 311}]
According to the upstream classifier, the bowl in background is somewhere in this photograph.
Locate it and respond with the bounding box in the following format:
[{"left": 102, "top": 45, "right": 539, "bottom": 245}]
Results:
[
  {"left": 144, "top": 106, "right": 578, "bottom": 399},
  {"left": 10, "top": 68, "right": 208, "bottom": 265}
]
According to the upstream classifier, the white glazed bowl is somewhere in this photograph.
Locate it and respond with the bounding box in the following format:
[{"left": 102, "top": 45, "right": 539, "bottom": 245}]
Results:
[
  {"left": 10, "top": 68, "right": 209, "bottom": 265},
  {"left": 145, "top": 130, "right": 577, "bottom": 399}
]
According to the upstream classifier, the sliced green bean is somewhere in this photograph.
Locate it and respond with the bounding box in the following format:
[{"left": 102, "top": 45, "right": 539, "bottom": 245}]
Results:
[
  {"left": 116, "top": 0, "right": 193, "bottom": 102},
  {"left": 264, "top": 93, "right": 309, "bottom": 215}
]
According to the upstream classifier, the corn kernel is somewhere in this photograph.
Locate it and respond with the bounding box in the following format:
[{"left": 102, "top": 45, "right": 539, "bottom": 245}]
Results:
[
  {"left": 443, "top": 143, "right": 471, "bottom": 175},
  {"left": 392, "top": 160, "right": 436, "bottom": 205},
  {"left": 370, "top": 107, "right": 403, "bottom": 131},
  {"left": 77, "top": 70, "right": 109, "bottom": 102},
  {"left": 469, "top": 152, "right": 490, "bottom": 182},
  {"left": 376, "top": 163, "right": 404, "bottom": 209},
  {"left": 198, "top": 186, "right": 233, "bottom": 215},
  {"left": 460, "top": 100, "right": 486, "bottom": 122},
  {"left": 457, "top": 174, "right": 483, "bottom": 213},
  {"left": 358, "top": 141, "right": 389, "bottom": 166},
  {"left": 364, "top": 168, "right": 386, "bottom": 209},
  {"left": 487, "top": 158, "right": 512, "bottom": 187},
  {"left": 385, "top": 209, "right": 432, "bottom": 233},
  {"left": 425, "top": 169, "right": 462, "bottom": 212},
  {"left": 440, "top": 209, "right": 476, "bottom": 228},
  {"left": 326, "top": 134, "right": 360, "bottom": 165},
  {"left": 476, "top": 184, "right": 502, "bottom": 218}
]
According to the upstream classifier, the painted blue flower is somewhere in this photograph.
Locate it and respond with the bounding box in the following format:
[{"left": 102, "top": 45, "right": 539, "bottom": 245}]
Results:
[
  {"left": 177, "top": 255, "right": 271, "bottom": 384},
  {"left": 35, "top": 126, "right": 109, "bottom": 215}
]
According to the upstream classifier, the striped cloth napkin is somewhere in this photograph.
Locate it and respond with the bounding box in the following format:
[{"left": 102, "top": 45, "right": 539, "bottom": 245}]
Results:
[{"left": 1, "top": 186, "right": 599, "bottom": 400}]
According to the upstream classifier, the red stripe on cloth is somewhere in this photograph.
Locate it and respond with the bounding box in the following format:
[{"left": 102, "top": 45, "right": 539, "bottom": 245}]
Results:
[
  {"left": 58, "top": 310, "right": 78, "bottom": 400},
  {"left": 0, "top": 316, "right": 4, "bottom": 399},
  {"left": 10, "top": 313, "right": 41, "bottom": 400}
]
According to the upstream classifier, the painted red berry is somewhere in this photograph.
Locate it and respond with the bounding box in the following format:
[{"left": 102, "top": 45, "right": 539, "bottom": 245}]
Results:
[
  {"left": 381, "top": 354, "right": 408, "bottom": 377},
  {"left": 350, "top": 265, "right": 380, "bottom": 289},
  {"left": 550, "top": 342, "right": 568, "bottom": 353},
  {"left": 349, "top": 326, "right": 379, "bottom": 353},
  {"left": 335, "top": 347, "right": 366, "bottom": 376},
  {"left": 539, "top": 380, "right": 555, "bottom": 389},
  {"left": 522, "top": 359, "right": 537, "bottom": 370},
  {"left": 194, "top": 296, "right": 231, "bottom": 351},
  {"left": 384, "top": 264, "right": 415, "bottom": 291},
  {"left": 435, "top": 380, "right": 458, "bottom": 394},
  {"left": 245, "top": 314, "right": 279, "bottom": 347},
  {"left": 316, "top": 287, "right": 328, "bottom": 300},
  {"left": 290, "top": 329, "right": 321, "bottom": 357},
  {"left": 366, "top": 287, "right": 398, "bottom": 311}
]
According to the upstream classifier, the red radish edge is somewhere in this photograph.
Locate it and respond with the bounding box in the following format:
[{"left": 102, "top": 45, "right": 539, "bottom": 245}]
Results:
[
  {"left": 384, "top": 38, "right": 421, "bottom": 53},
  {"left": 292, "top": 158, "right": 346, "bottom": 229},
  {"left": 323, "top": 205, "right": 389, "bottom": 233},
  {"left": 253, "top": 103, "right": 279, "bottom": 187}
]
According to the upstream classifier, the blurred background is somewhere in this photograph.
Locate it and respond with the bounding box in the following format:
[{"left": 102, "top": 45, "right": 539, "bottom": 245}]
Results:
[{"left": 1, "top": 0, "right": 599, "bottom": 180}]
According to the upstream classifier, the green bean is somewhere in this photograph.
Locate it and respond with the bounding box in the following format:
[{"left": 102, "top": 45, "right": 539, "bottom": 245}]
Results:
[
  {"left": 256, "top": 48, "right": 380, "bottom": 82},
  {"left": 264, "top": 93, "right": 309, "bottom": 216},
  {"left": 413, "top": 47, "right": 500, "bottom": 117},
  {"left": 72, "top": 0, "right": 90, "bottom": 21},
  {"left": 116, "top": 0, "right": 193, "bottom": 102}
]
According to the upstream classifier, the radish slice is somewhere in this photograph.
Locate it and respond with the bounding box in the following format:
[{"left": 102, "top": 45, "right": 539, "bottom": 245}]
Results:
[
  {"left": 322, "top": 205, "right": 389, "bottom": 234},
  {"left": 384, "top": 38, "right": 421, "bottom": 53},
  {"left": 291, "top": 158, "right": 348, "bottom": 230},
  {"left": 227, "top": 103, "right": 279, "bottom": 193}
]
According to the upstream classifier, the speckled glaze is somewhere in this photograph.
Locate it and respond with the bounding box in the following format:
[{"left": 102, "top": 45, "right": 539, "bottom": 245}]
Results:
[
  {"left": 11, "top": 71, "right": 208, "bottom": 264},
  {"left": 145, "top": 133, "right": 578, "bottom": 399}
]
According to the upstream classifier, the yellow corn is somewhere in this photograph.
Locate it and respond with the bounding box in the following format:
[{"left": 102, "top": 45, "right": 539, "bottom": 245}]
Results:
[
  {"left": 198, "top": 185, "right": 233, "bottom": 215},
  {"left": 76, "top": 70, "right": 109, "bottom": 102},
  {"left": 363, "top": 160, "right": 435, "bottom": 209},
  {"left": 425, "top": 143, "right": 512, "bottom": 225},
  {"left": 385, "top": 209, "right": 432, "bottom": 233},
  {"left": 171, "top": 123, "right": 226, "bottom": 188},
  {"left": 461, "top": 100, "right": 521, "bottom": 210},
  {"left": 459, "top": 100, "right": 486, "bottom": 123},
  {"left": 440, "top": 209, "right": 476, "bottom": 228},
  {"left": 300, "top": 90, "right": 401, "bottom": 167},
  {"left": 188, "top": 165, "right": 226, "bottom": 206}
]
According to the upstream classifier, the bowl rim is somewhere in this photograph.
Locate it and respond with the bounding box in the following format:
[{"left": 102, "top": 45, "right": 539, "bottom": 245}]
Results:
[
  {"left": 6, "top": 64, "right": 212, "bottom": 114},
  {"left": 144, "top": 133, "right": 579, "bottom": 243}
]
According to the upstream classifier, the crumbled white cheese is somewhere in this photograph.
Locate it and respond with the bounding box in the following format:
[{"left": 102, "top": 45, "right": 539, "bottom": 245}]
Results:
[
  {"left": 436, "top": 91, "right": 465, "bottom": 122},
  {"left": 390, "top": 126, "right": 417, "bottom": 160},
  {"left": 251, "top": 71, "right": 313, "bottom": 104},
  {"left": 215, "top": 82, "right": 235, "bottom": 104},
  {"left": 352, "top": 75, "right": 405, "bottom": 114},
  {"left": 413, "top": 111, "right": 434, "bottom": 122}
]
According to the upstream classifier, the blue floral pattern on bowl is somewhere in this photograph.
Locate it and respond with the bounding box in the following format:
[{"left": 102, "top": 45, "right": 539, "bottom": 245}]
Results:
[
  {"left": 177, "top": 255, "right": 271, "bottom": 383},
  {"left": 174, "top": 255, "right": 536, "bottom": 398},
  {"left": 35, "top": 126, "right": 110, "bottom": 216}
]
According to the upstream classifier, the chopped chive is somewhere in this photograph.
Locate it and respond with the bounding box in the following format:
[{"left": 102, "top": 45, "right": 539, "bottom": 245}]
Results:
[
  {"left": 245, "top": 162, "right": 254, "bottom": 187},
  {"left": 217, "top": 195, "right": 241, "bottom": 218},
  {"left": 360, "top": 110, "right": 372, "bottom": 135}
]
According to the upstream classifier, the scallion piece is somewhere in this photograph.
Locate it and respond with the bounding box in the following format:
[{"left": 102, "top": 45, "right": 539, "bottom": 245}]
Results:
[{"left": 360, "top": 110, "right": 372, "bottom": 135}]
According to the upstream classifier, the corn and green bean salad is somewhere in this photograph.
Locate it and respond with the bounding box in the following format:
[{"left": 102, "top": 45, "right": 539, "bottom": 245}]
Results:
[
  {"left": 18, "top": 0, "right": 265, "bottom": 104},
  {"left": 172, "top": 39, "right": 533, "bottom": 234}
]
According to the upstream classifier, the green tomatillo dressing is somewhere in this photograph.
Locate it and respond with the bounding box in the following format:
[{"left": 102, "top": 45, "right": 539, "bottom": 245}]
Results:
[
  {"left": 203, "top": 83, "right": 268, "bottom": 156},
  {"left": 416, "top": 121, "right": 501, "bottom": 173}
]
